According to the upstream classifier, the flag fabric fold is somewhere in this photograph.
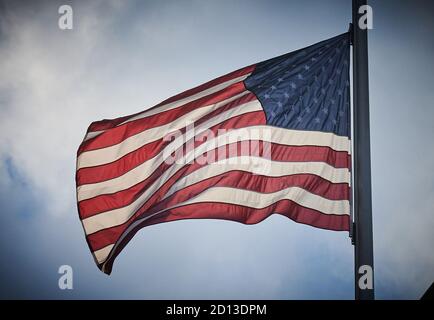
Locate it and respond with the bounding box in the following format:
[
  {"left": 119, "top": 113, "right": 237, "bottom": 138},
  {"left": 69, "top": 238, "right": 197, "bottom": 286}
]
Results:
[{"left": 76, "top": 32, "right": 351, "bottom": 274}]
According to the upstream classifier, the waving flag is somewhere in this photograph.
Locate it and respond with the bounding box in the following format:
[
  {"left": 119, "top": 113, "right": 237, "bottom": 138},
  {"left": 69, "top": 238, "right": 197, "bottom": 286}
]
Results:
[{"left": 76, "top": 32, "right": 351, "bottom": 274}]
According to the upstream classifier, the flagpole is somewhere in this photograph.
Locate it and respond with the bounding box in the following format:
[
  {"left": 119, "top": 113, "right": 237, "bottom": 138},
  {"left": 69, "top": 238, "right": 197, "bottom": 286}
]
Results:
[{"left": 352, "top": 0, "right": 375, "bottom": 300}]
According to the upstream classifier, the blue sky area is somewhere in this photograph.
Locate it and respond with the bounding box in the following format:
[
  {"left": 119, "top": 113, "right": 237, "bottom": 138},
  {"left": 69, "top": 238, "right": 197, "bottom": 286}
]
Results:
[{"left": 0, "top": 0, "right": 433, "bottom": 299}]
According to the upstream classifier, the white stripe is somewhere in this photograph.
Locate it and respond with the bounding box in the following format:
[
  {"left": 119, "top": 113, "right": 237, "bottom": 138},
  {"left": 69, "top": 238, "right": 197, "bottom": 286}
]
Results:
[
  {"left": 97, "top": 185, "right": 350, "bottom": 264},
  {"left": 94, "top": 244, "right": 114, "bottom": 264},
  {"left": 163, "top": 157, "right": 350, "bottom": 200},
  {"left": 174, "top": 186, "right": 349, "bottom": 215},
  {"left": 77, "top": 99, "right": 261, "bottom": 201},
  {"left": 83, "top": 73, "right": 251, "bottom": 140},
  {"left": 77, "top": 90, "right": 250, "bottom": 169},
  {"left": 83, "top": 130, "right": 103, "bottom": 142}
]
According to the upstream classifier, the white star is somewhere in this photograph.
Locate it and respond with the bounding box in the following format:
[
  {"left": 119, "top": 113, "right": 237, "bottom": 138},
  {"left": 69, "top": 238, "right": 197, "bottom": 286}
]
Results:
[
  {"left": 305, "top": 107, "right": 311, "bottom": 113},
  {"left": 271, "top": 85, "right": 277, "bottom": 90},
  {"left": 314, "top": 117, "right": 321, "bottom": 123},
  {"left": 304, "top": 65, "right": 310, "bottom": 71},
  {"left": 264, "top": 94, "right": 270, "bottom": 99},
  {"left": 284, "top": 92, "right": 290, "bottom": 98},
  {"left": 277, "top": 78, "right": 284, "bottom": 82},
  {"left": 322, "top": 108, "right": 328, "bottom": 114},
  {"left": 277, "top": 101, "right": 283, "bottom": 108},
  {"left": 297, "top": 74, "right": 303, "bottom": 80},
  {"left": 297, "top": 116, "right": 303, "bottom": 122},
  {"left": 290, "top": 82, "right": 297, "bottom": 89}
]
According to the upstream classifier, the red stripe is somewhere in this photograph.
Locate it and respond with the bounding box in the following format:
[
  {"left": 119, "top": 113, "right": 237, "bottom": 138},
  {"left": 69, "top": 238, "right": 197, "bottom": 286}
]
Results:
[
  {"left": 78, "top": 140, "right": 349, "bottom": 218},
  {"left": 76, "top": 93, "right": 258, "bottom": 186},
  {"left": 78, "top": 82, "right": 247, "bottom": 155},
  {"left": 85, "top": 64, "right": 255, "bottom": 133},
  {"left": 98, "top": 200, "right": 350, "bottom": 274}
]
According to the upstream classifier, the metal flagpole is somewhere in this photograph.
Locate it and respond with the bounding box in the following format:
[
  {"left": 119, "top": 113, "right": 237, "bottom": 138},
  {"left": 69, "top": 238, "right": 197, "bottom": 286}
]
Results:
[{"left": 351, "top": 0, "right": 375, "bottom": 300}]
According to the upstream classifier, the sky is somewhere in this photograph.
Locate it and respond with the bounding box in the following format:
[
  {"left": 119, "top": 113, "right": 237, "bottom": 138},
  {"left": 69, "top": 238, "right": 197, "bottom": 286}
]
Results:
[{"left": 0, "top": 0, "right": 433, "bottom": 299}]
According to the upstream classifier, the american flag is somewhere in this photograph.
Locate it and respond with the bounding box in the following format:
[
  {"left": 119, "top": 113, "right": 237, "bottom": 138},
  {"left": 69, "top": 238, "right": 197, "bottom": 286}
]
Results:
[{"left": 76, "top": 32, "right": 351, "bottom": 274}]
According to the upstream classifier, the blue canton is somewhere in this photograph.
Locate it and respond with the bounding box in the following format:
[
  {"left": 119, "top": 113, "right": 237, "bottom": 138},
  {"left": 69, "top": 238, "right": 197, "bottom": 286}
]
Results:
[{"left": 244, "top": 33, "right": 350, "bottom": 137}]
